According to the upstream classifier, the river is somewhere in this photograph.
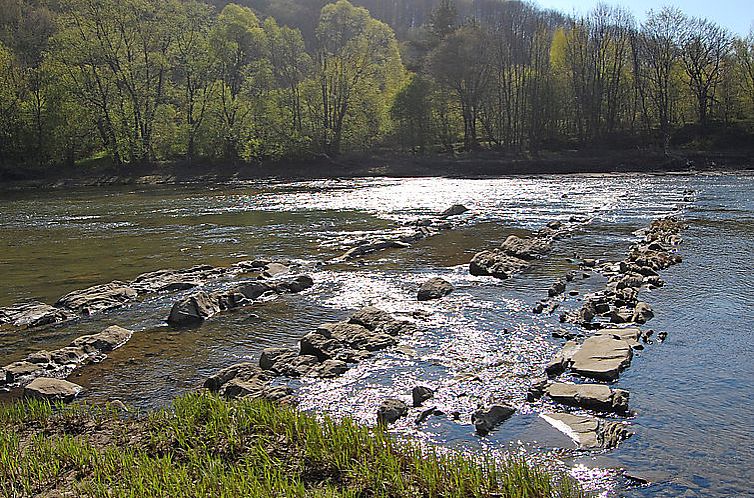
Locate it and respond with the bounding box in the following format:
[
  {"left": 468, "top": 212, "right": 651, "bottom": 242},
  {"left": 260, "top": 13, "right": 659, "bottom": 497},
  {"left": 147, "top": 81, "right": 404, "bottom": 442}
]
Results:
[{"left": 1, "top": 173, "right": 752, "bottom": 497}]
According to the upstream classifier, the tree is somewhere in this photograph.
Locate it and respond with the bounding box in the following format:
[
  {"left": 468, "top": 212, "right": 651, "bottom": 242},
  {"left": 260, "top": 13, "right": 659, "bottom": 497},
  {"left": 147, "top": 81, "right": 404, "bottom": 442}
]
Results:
[
  {"left": 428, "top": 23, "right": 490, "bottom": 150},
  {"left": 172, "top": 1, "right": 217, "bottom": 162},
  {"left": 636, "top": 7, "right": 686, "bottom": 147},
  {"left": 312, "top": 0, "right": 405, "bottom": 155},
  {"left": 390, "top": 73, "right": 433, "bottom": 152},
  {"left": 209, "top": 3, "right": 271, "bottom": 162},
  {"left": 680, "top": 17, "right": 732, "bottom": 128}
]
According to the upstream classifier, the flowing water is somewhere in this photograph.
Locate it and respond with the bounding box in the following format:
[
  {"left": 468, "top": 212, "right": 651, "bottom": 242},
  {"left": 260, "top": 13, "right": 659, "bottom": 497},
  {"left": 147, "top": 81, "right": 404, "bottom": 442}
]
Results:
[{"left": 1, "top": 173, "right": 752, "bottom": 497}]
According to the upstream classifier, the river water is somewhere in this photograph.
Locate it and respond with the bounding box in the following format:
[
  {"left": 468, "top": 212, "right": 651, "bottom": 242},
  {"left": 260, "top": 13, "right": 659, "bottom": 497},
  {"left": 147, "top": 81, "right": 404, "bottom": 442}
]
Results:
[{"left": 0, "top": 173, "right": 752, "bottom": 497}]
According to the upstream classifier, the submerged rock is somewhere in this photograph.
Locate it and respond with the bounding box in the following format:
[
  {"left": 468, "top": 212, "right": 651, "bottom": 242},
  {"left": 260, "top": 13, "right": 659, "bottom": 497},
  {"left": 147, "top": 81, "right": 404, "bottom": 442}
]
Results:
[
  {"left": 417, "top": 278, "right": 454, "bottom": 301},
  {"left": 377, "top": 398, "right": 408, "bottom": 425},
  {"left": 24, "top": 377, "right": 83, "bottom": 402},
  {"left": 441, "top": 204, "right": 469, "bottom": 217},
  {"left": 472, "top": 404, "right": 516, "bottom": 435},
  {"left": 542, "top": 412, "right": 632, "bottom": 449}
]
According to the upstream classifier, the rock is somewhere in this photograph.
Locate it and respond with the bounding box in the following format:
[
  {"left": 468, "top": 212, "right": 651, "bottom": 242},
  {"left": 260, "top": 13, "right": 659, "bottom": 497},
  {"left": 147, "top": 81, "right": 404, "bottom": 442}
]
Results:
[
  {"left": 269, "top": 275, "right": 314, "bottom": 294},
  {"left": 130, "top": 265, "right": 224, "bottom": 293},
  {"left": 3, "top": 361, "right": 45, "bottom": 383},
  {"left": 70, "top": 325, "right": 133, "bottom": 352},
  {"left": 541, "top": 412, "right": 632, "bottom": 449},
  {"left": 233, "top": 282, "right": 274, "bottom": 300},
  {"left": 377, "top": 398, "right": 408, "bottom": 424},
  {"left": 55, "top": 281, "right": 138, "bottom": 315},
  {"left": 262, "top": 263, "right": 290, "bottom": 278},
  {"left": 569, "top": 335, "right": 633, "bottom": 381},
  {"left": 24, "top": 377, "right": 83, "bottom": 403},
  {"left": 417, "top": 277, "right": 454, "bottom": 301},
  {"left": 312, "top": 359, "right": 349, "bottom": 378},
  {"left": 631, "top": 302, "right": 654, "bottom": 324},
  {"left": 469, "top": 251, "right": 529, "bottom": 279},
  {"left": 412, "top": 386, "right": 434, "bottom": 407},
  {"left": 167, "top": 291, "right": 222, "bottom": 326},
  {"left": 545, "top": 341, "right": 580, "bottom": 376},
  {"left": 546, "top": 382, "right": 629, "bottom": 413},
  {"left": 548, "top": 279, "right": 567, "bottom": 297},
  {"left": 441, "top": 204, "right": 469, "bottom": 217},
  {"left": 222, "top": 378, "right": 294, "bottom": 404},
  {"left": 415, "top": 407, "right": 438, "bottom": 424},
  {"left": 500, "top": 235, "right": 551, "bottom": 260},
  {"left": 0, "top": 301, "right": 76, "bottom": 328},
  {"left": 526, "top": 376, "right": 550, "bottom": 401},
  {"left": 259, "top": 348, "right": 299, "bottom": 371},
  {"left": 204, "top": 362, "right": 268, "bottom": 392},
  {"left": 348, "top": 307, "right": 415, "bottom": 336},
  {"left": 472, "top": 404, "right": 516, "bottom": 435},
  {"left": 340, "top": 239, "right": 411, "bottom": 260}
]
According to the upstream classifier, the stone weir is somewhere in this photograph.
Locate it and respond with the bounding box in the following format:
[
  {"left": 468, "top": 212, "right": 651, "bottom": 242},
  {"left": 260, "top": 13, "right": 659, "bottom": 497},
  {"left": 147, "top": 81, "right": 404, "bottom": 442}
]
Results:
[
  {"left": 528, "top": 216, "right": 686, "bottom": 450},
  {"left": 468, "top": 216, "right": 592, "bottom": 280},
  {"left": 203, "top": 307, "right": 417, "bottom": 405},
  {"left": 1, "top": 265, "right": 315, "bottom": 399},
  {"left": 329, "top": 204, "right": 471, "bottom": 262},
  {"left": 0, "top": 260, "right": 300, "bottom": 330}
]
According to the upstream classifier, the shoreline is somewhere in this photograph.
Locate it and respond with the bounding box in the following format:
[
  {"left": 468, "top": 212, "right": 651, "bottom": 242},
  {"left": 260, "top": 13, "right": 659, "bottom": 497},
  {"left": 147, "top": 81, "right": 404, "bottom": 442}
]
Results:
[{"left": 0, "top": 148, "right": 752, "bottom": 192}]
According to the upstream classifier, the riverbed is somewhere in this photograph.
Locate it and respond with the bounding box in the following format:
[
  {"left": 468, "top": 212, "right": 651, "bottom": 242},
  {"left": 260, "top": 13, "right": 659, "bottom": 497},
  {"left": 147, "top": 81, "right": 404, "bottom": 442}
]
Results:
[{"left": 1, "top": 173, "right": 752, "bottom": 496}]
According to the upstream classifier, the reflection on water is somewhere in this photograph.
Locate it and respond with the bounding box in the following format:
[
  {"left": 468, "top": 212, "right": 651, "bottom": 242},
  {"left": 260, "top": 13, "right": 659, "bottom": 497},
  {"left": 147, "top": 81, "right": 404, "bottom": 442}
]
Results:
[{"left": 1, "top": 172, "right": 752, "bottom": 497}]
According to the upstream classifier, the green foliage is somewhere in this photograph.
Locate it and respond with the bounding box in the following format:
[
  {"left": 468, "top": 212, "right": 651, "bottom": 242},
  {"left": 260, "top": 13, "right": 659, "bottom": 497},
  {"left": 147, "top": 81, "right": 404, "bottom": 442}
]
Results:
[{"left": 0, "top": 392, "right": 583, "bottom": 497}]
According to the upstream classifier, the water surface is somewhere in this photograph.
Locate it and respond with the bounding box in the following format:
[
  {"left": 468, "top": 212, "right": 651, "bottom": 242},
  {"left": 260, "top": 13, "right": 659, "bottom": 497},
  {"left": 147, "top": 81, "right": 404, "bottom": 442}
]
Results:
[{"left": 1, "top": 173, "right": 752, "bottom": 497}]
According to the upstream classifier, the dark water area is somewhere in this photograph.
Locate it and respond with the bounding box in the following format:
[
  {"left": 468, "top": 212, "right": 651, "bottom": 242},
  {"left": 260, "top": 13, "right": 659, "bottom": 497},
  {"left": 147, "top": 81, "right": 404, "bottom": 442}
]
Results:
[{"left": 1, "top": 173, "right": 752, "bottom": 497}]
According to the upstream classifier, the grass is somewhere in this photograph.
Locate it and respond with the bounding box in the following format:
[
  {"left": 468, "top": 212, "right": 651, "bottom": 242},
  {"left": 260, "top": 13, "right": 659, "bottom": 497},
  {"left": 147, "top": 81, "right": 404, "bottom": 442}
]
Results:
[{"left": 0, "top": 392, "right": 583, "bottom": 497}]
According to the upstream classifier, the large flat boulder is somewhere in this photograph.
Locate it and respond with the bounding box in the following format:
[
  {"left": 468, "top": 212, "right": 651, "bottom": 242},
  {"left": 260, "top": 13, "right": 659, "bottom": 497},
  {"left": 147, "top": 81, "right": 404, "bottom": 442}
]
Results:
[
  {"left": 546, "top": 382, "right": 629, "bottom": 413},
  {"left": 55, "top": 281, "right": 138, "bottom": 315},
  {"left": 24, "top": 377, "right": 83, "bottom": 403},
  {"left": 569, "top": 335, "right": 633, "bottom": 381}
]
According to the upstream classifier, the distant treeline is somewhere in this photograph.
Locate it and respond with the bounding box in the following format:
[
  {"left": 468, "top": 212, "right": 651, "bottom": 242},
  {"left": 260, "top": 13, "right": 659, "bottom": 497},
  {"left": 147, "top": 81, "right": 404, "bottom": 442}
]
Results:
[{"left": 1, "top": 0, "right": 753, "bottom": 168}]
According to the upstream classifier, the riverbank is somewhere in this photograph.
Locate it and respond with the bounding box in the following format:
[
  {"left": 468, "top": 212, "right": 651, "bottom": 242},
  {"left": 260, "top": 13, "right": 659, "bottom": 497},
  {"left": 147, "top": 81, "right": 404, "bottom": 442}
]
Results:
[
  {"left": 1, "top": 148, "right": 752, "bottom": 191},
  {"left": 0, "top": 392, "right": 581, "bottom": 497}
]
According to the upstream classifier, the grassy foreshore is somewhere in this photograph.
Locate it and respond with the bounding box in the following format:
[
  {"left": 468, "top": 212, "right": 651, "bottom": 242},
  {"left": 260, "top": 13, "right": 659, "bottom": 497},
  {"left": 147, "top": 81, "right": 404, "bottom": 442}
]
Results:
[{"left": 0, "top": 392, "right": 581, "bottom": 497}]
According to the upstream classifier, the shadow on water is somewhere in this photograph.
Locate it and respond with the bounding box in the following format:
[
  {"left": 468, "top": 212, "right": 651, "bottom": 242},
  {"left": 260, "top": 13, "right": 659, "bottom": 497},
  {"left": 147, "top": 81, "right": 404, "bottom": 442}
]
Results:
[{"left": 1, "top": 173, "right": 753, "bottom": 496}]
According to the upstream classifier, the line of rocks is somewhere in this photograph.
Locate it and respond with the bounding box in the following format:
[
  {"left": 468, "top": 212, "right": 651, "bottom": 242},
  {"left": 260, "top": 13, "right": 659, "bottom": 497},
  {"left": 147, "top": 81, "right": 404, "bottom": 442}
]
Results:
[
  {"left": 1, "top": 325, "right": 133, "bottom": 391},
  {"left": 530, "top": 216, "right": 686, "bottom": 450},
  {"left": 331, "top": 204, "right": 470, "bottom": 262},
  {"left": 166, "top": 274, "right": 314, "bottom": 327},
  {"left": 203, "top": 307, "right": 417, "bottom": 403},
  {"left": 0, "top": 260, "right": 298, "bottom": 330},
  {"left": 469, "top": 217, "right": 589, "bottom": 279}
]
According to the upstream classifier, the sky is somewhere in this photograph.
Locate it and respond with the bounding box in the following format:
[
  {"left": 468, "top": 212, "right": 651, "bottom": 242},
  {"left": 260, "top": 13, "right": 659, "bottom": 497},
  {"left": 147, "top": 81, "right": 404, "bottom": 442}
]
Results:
[{"left": 534, "top": 0, "right": 753, "bottom": 36}]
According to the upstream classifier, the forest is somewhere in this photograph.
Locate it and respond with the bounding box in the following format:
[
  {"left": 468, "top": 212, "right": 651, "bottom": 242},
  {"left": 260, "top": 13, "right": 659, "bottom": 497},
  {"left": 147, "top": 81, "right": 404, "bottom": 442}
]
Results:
[{"left": 1, "top": 0, "right": 753, "bottom": 170}]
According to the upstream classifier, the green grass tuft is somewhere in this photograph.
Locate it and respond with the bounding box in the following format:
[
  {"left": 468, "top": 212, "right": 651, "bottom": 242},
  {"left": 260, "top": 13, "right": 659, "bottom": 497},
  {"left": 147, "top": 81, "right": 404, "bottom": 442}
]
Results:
[{"left": 0, "top": 392, "right": 583, "bottom": 497}]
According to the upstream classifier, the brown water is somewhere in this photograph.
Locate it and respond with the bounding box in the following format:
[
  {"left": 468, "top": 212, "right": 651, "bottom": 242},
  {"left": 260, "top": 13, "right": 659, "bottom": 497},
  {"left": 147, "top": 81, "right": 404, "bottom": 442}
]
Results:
[{"left": 1, "top": 174, "right": 752, "bottom": 497}]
